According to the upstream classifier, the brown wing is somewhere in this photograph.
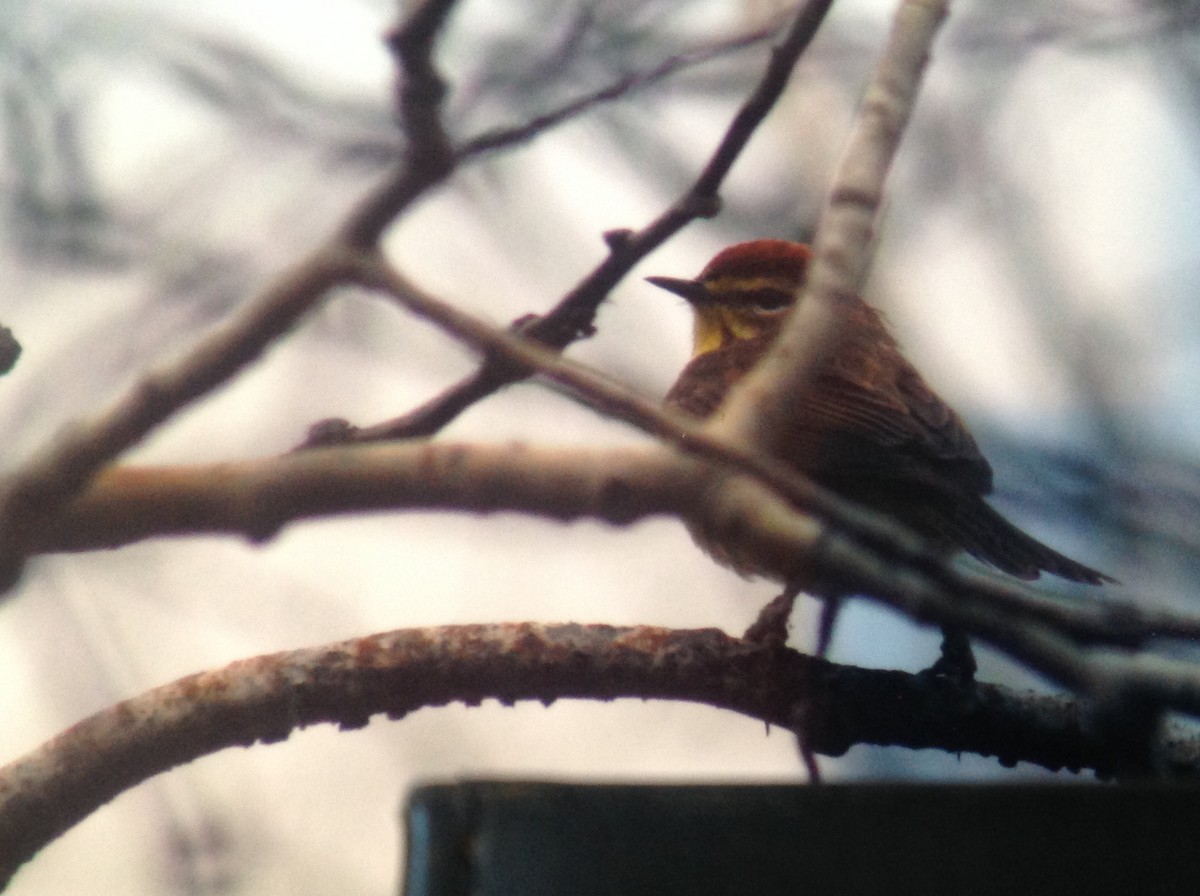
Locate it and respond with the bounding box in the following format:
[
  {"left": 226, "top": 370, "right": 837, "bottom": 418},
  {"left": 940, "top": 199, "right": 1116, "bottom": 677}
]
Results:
[
  {"left": 803, "top": 312, "right": 993, "bottom": 494},
  {"left": 666, "top": 302, "right": 994, "bottom": 496},
  {"left": 792, "top": 359, "right": 994, "bottom": 496},
  {"left": 665, "top": 302, "right": 1113, "bottom": 584}
]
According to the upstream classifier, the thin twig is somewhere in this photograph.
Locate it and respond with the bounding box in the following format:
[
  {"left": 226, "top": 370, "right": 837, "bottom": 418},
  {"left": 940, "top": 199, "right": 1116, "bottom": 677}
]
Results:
[
  {"left": 459, "top": 17, "right": 787, "bottom": 157},
  {"left": 337, "top": 0, "right": 461, "bottom": 248}
]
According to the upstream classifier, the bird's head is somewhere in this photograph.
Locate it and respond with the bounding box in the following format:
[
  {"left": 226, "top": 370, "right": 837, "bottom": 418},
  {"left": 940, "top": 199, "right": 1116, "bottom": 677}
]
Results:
[{"left": 647, "top": 239, "right": 811, "bottom": 357}]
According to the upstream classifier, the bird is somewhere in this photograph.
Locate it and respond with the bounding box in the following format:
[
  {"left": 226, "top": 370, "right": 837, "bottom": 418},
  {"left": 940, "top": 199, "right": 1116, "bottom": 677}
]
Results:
[{"left": 647, "top": 239, "right": 1112, "bottom": 675}]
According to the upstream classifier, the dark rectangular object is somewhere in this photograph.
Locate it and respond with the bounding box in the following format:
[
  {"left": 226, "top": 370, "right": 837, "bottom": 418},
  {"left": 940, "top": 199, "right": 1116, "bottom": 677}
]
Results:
[{"left": 402, "top": 781, "right": 1197, "bottom": 895}]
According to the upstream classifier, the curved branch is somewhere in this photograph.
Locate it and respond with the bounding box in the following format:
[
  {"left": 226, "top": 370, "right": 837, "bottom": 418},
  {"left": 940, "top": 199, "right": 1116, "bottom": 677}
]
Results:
[
  {"left": 3, "top": 622, "right": 1190, "bottom": 887},
  {"left": 25, "top": 431, "right": 1200, "bottom": 729}
]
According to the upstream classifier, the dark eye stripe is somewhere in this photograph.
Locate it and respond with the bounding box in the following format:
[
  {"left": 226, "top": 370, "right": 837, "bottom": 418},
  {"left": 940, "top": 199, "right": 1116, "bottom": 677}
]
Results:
[
  {"left": 746, "top": 287, "right": 795, "bottom": 311},
  {"left": 702, "top": 275, "right": 800, "bottom": 310}
]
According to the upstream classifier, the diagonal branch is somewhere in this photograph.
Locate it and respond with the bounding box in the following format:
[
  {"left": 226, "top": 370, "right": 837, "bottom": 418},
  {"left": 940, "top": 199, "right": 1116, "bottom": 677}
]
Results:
[
  {"left": 0, "top": 249, "right": 359, "bottom": 589},
  {"left": 712, "top": 0, "right": 952, "bottom": 452},
  {"left": 305, "top": 0, "right": 838, "bottom": 446},
  {"left": 3, "top": 622, "right": 1193, "bottom": 886},
  {"left": 0, "top": 0, "right": 470, "bottom": 591}
]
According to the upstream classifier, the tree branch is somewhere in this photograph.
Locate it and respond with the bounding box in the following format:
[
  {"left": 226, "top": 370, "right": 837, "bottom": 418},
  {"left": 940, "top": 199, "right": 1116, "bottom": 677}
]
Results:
[
  {"left": 0, "top": 0, "right": 472, "bottom": 590},
  {"left": 0, "top": 249, "right": 359, "bottom": 588},
  {"left": 337, "top": 0, "right": 460, "bottom": 248},
  {"left": 3, "top": 622, "right": 1192, "bottom": 887},
  {"left": 23, "top": 444, "right": 693, "bottom": 552},
  {"left": 458, "top": 17, "right": 788, "bottom": 158},
  {"left": 305, "top": 0, "right": 839, "bottom": 446},
  {"left": 713, "top": 0, "right": 951, "bottom": 452}
]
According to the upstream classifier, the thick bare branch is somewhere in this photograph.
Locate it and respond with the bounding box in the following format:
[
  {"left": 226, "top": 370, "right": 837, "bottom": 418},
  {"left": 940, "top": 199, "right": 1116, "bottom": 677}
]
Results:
[
  {"left": 3, "top": 622, "right": 1191, "bottom": 886},
  {"left": 24, "top": 444, "right": 693, "bottom": 552}
]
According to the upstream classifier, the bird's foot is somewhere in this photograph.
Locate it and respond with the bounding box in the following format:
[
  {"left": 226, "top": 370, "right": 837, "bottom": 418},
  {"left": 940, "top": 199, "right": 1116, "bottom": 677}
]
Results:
[
  {"left": 813, "top": 596, "right": 843, "bottom": 658},
  {"left": 744, "top": 587, "right": 799, "bottom": 647},
  {"left": 923, "top": 627, "right": 977, "bottom": 685}
]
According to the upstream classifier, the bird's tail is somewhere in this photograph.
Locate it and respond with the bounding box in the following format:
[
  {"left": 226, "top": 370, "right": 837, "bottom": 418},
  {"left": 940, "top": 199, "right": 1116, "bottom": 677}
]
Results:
[{"left": 916, "top": 495, "right": 1115, "bottom": 585}]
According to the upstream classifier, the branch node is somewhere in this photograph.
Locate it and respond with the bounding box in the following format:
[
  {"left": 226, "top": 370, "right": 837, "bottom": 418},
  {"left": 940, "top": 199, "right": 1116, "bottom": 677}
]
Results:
[
  {"left": 301, "top": 418, "right": 360, "bottom": 449},
  {"left": 684, "top": 194, "right": 722, "bottom": 219},
  {"left": 603, "top": 228, "right": 635, "bottom": 251}
]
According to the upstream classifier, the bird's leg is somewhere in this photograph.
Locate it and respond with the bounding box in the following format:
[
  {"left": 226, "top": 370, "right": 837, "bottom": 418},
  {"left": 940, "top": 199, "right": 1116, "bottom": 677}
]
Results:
[
  {"left": 814, "top": 595, "right": 843, "bottom": 658},
  {"left": 794, "top": 725, "right": 822, "bottom": 783},
  {"left": 743, "top": 583, "right": 801, "bottom": 646},
  {"left": 743, "top": 584, "right": 823, "bottom": 780},
  {"left": 925, "top": 626, "right": 977, "bottom": 684}
]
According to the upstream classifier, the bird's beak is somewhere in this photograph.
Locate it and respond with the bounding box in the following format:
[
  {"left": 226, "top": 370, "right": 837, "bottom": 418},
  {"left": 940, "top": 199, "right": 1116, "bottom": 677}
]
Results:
[{"left": 645, "top": 275, "right": 710, "bottom": 305}]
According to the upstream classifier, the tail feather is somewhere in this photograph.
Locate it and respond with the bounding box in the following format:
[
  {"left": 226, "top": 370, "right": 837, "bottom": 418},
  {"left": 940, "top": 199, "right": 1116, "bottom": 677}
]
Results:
[
  {"left": 915, "top": 495, "right": 1115, "bottom": 585},
  {"left": 827, "top": 476, "right": 1115, "bottom": 585}
]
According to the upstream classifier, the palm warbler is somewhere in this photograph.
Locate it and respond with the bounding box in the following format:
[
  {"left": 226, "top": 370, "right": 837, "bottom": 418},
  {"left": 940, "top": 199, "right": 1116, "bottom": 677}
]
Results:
[{"left": 649, "top": 239, "right": 1111, "bottom": 668}]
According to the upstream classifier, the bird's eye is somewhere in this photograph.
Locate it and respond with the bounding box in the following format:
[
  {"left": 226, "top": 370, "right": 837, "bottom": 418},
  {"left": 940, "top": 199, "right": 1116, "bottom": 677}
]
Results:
[{"left": 747, "top": 287, "right": 795, "bottom": 312}]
